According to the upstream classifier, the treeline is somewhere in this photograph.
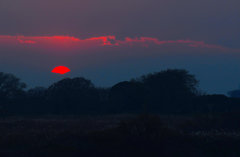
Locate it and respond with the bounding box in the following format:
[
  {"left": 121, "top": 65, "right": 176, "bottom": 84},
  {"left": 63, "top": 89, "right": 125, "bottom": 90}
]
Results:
[{"left": 0, "top": 69, "right": 240, "bottom": 116}]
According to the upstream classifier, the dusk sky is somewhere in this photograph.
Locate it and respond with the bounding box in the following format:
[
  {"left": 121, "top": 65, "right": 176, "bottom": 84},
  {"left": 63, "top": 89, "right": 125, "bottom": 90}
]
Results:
[{"left": 0, "top": 0, "right": 240, "bottom": 94}]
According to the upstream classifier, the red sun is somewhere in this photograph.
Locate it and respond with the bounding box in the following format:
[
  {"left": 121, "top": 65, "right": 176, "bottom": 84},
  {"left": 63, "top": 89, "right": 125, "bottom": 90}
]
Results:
[{"left": 52, "top": 66, "right": 71, "bottom": 74}]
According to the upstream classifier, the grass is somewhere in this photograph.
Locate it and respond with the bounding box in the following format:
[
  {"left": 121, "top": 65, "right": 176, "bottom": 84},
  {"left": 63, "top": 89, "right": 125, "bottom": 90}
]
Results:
[{"left": 0, "top": 114, "right": 240, "bottom": 157}]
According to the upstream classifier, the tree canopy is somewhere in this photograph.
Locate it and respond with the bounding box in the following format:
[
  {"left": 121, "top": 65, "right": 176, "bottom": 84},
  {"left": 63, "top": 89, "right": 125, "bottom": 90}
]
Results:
[{"left": 0, "top": 72, "right": 26, "bottom": 102}]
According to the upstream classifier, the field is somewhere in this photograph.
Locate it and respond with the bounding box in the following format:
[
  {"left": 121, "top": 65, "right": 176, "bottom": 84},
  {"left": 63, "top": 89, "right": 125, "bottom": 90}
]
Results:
[{"left": 0, "top": 114, "right": 240, "bottom": 157}]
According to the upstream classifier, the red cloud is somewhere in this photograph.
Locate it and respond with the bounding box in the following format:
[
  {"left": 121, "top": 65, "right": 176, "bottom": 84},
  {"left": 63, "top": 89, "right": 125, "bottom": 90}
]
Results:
[
  {"left": 0, "top": 35, "right": 233, "bottom": 51},
  {"left": 86, "top": 36, "right": 116, "bottom": 45},
  {"left": 117, "top": 37, "right": 226, "bottom": 50},
  {"left": 17, "top": 38, "right": 36, "bottom": 44}
]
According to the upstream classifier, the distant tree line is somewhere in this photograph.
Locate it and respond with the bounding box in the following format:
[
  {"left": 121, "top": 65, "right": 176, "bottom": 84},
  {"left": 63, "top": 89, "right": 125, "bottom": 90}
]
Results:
[
  {"left": 0, "top": 69, "right": 240, "bottom": 116},
  {"left": 228, "top": 89, "right": 240, "bottom": 98}
]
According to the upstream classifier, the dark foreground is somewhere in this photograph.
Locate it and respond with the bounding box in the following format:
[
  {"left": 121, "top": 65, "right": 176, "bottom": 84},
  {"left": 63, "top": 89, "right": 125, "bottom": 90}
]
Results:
[{"left": 0, "top": 114, "right": 240, "bottom": 157}]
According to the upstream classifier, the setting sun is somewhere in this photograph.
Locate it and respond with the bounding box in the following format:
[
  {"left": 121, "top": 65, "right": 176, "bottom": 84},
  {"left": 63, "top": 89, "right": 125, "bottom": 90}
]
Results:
[{"left": 51, "top": 66, "right": 71, "bottom": 74}]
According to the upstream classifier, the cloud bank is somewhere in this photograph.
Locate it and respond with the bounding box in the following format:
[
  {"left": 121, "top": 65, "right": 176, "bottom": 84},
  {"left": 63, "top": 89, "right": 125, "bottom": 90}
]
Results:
[{"left": 0, "top": 35, "right": 234, "bottom": 52}]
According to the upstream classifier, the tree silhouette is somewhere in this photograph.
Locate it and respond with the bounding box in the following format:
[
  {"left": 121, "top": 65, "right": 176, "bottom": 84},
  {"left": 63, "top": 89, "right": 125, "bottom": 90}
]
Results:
[
  {"left": 2, "top": 69, "right": 240, "bottom": 115},
  {"left": 0, "top": 72, "right": 26, "bottom": 115},
  {"left": 0, "top": 72, "right": 26, "bottom": 99},
  {"left": 228, "top": 89, "right": 240, "bottom": 98},
  {"left": 110, "top": 81, "right": 145, "bottom": 113},
  {"left": 132, "top": 69, "right": 199, "bottom": 113},
  {"left": 47, "top": 77, "right": 100, "bottom": 114},
  {"left": 24, "top": 87, "right": 48, "bottom": 114}
]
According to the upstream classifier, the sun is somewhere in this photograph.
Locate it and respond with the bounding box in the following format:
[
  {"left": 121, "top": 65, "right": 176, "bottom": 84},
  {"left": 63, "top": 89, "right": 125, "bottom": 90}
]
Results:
[{"left": 51, "top": 66, "right": 71, "bottom": 74}]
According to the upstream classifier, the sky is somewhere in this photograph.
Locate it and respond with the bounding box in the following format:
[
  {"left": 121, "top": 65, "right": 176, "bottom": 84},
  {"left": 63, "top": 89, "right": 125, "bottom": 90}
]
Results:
[{"left": 0, "top": 0, "right": 240, "bottom": 94}]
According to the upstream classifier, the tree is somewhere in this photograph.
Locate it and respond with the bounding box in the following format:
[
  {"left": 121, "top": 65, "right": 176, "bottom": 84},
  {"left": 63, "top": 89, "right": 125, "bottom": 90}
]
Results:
[
  {"left": 132, "top": 69, "right": 199, "bottom": 113},
  {"left": 47, "top": 77, "right": 100, "bottom": 114},
  {"left": 24, "top": 87, "right": 48, "bottom": 114},
  {"left": 139, "top": 69, "right": 198, "bottom": 94},
  {"left": 228, "top": 89, "right": 240, "bottom": 98},
  {"left": 0, "top": 72, "right": 26, "bottom": 115},
  {"left": 28, "top": 86, "right": 47, "bottom": 98},
  {"left": 0, "top": 72, "right": 26, "bottom": 102},
  {"left": 109, "top": 81, "right": 146, "bottom": 113}
]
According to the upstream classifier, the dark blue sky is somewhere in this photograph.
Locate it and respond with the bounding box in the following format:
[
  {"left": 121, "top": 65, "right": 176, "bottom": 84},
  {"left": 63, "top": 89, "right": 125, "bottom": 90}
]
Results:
[{"left": 0, "top": 0, "right": 240, "bottom": 94}]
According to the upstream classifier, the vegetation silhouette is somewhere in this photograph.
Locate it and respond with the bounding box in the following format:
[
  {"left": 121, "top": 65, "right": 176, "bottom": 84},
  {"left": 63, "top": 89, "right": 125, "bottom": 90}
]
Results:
[
  {"left": 131, "top": 69, "right": 199, "bottom": 113},
  {"left": 1, "top": 69, "right": 240, "bottom": 157},
  {"left": 228, "top": 89, "right": 240, "bottom": 98},
  {"left": 47, "top": 77, "right": 100, "bottom": 114},
  {"left": 1, "top": 69, "right": 240, "bottom": 115},
  {"left": 0, "top": 72, "right": 26, "bottom": 115}
]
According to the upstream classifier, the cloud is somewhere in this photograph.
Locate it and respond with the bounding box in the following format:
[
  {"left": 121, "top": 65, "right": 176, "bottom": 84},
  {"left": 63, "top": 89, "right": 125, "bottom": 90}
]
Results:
[
  {"left": 17, "top": 38, "right": 36, "bottom": 44},
  {"left": 0, "top": 35, "right": 234, "bottom": 52},
  {"left": 116, "top": 37, "right": 227, "bottom": 50}
]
